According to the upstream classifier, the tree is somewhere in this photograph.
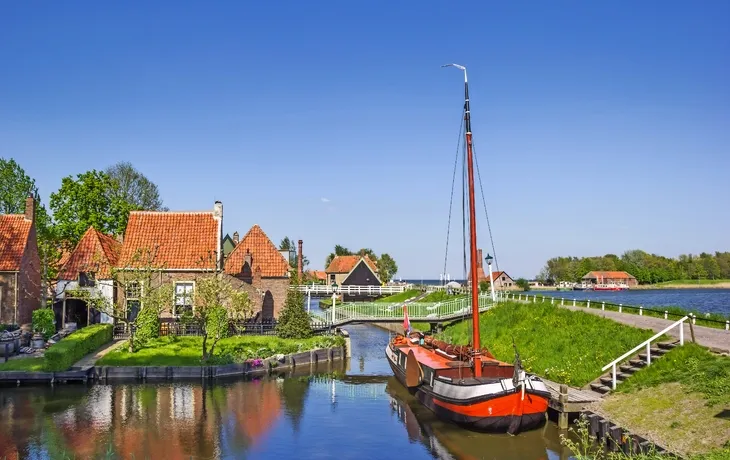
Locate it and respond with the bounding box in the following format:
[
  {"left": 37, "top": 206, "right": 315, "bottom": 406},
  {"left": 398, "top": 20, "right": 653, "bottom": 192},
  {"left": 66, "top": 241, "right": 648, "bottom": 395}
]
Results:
[
  {"left": 77, "top": 247, "right": 173, "bottom": 353},
  {"left": 357, "top": 248, "right": 378, "bottom": 261},
  {"left": 50, "top": 170, "right": 138, "bottom": 246},
  {"left": 276, "top": 278, "right": 312, "bottom": 339},
  {"left": 515, "top": 278, "right": 531, "bottom": 291},
  {"left": 376, "top": 253, "right": 398, "bottom": 283},
  {"left": 105, "top": 161, "right": 167, "bottom": 211},
  {"left": 279, "top": 236, "right": 309, "bottom": 270},
  {"left": 190, "top": 271, "right": 252, "bottom": 362}
]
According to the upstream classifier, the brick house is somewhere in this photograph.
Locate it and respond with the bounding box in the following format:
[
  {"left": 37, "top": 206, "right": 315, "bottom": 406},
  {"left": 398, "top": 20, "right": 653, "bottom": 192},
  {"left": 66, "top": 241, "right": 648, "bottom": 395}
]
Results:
[
  {"left": 0, "top": 197, "right": 41, "bottom": 325},
  {"left": 224, "top": 225, "right": 290, "bottom": 320},
  {"left": 582, "top": 271, "right": 638, "bottom": 288},
  {"left": 115, "top": 202, "right": 225, "bottom": 320},
  {"left": 55, "top": 227, "right": 122, "bottom": 327}
]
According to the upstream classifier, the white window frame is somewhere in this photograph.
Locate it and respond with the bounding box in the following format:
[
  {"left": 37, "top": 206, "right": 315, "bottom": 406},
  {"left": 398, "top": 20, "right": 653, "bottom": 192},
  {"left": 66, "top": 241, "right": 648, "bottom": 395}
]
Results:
[
  {"left": 125, "top": 281, "right": 143, "bottom": 322},
  {"left": 173, "top": 281, "right": 195, "bottom": 317}
]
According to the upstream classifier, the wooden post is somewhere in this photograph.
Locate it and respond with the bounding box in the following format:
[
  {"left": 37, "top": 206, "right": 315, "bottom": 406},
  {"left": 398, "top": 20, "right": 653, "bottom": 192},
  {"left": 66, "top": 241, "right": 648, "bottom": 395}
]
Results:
[
  {"left": 62, "top": 298, "right": 67, "bottom": 329},
  {"left": 689, "top": 315, "right": 696, "bottom": 343},
  {"left": 558, "top": 384, "right": 569, "bottom": 429}
]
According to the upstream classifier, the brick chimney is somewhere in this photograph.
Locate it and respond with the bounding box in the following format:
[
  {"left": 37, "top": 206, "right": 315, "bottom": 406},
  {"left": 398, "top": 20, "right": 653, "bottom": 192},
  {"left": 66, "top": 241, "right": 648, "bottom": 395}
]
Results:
[
  {"left": 478, "top": 249, "right": 483, "bottom": 268},
  {"left": 297, "top": 240, "right": 303, "bottom": 281},
  {"left": 24, "top": 196, "right": 35, "bottom": 222},
  {"left": 213, "top": 201, "right": 223, "bottom": 271},
  {"left": 253, "top": 265, "right": 262, "bottom": 287},
  {"left": 232, "top": 231, "right": 239, "bottom": 245}
]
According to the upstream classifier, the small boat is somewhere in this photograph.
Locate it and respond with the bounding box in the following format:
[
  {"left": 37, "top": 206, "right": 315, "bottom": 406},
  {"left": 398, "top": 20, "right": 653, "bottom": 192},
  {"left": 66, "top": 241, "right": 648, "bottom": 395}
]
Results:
[
  {"left": 386, "top": 64, "right": 550, "bottom": 434},
  {"left": 593, "top": 283, "right": 629, "bottom": 291},
  {"left": 572, "top": 283, "right": 592, "bottom": 291}
]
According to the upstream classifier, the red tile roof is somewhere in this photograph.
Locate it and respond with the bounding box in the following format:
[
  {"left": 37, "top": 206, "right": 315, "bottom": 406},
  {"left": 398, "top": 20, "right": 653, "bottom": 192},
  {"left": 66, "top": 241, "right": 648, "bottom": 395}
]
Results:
[
  {"left": 224, "top": 225, "right": 289, "bottom": 278},
  {"left": 325, "top": 255, "right": 378, "bottom": 274},
  {"left": 59, "top": 227, "right": 122, "bottom": 279},
  {"left": 583, "top": 271, "right": 636, "bottom": 280},
  {"left": 0, "top": 215, "right": 33, "bottom": 271},
  {"left": 308, "top": 270, "right": 327, "bottom": 281},
  {"left": 118, "top": 212, "right": 219, "bottom": 269}
]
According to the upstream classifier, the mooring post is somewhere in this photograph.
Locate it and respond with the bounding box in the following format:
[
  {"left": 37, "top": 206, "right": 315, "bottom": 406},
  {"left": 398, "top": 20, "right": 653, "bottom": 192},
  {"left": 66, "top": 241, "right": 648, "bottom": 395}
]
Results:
[
  {"left": 664, "top": 311, "right": 668, "bottom": 319},
  {"left": 558, "top": 384, "right": 569, "bottom": 429},
  {"left": 726, "top": 320, "right": 729, "bottom": 331},
  {"left": 639, "top": 306, "right": 643, "bottom": 316},
  {"left": 602, "top": 302, "right": 605, "bottom": 311},
  {"left": 572, "top": 299, "right": 576, "bottom": 307},
  {"left": 587, "top": 300, "right": 590, "bottom": 309},
  {"left": 619, "top": 304, "right": 622, "bottom": 313},
  {"left": 561, "top": 298, "right": 564, "bottom": 306},
  {"left": 551, "top": 297, "right": 554, "bottom": 305}
]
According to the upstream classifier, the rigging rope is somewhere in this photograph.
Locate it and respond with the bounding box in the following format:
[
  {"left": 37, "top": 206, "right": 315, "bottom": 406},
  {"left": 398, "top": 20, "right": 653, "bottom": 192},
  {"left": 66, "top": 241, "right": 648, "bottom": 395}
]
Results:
[
  {"left": 442, "top": 109, "right": 465, "bottom": 286},
  {"left": 472, "top": 140, "right": 500, "bottom": 272}
]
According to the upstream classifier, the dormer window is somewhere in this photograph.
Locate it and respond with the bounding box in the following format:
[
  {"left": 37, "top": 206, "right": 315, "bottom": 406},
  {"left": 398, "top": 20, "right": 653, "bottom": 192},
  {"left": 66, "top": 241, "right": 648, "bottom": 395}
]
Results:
[{"left": 79, "top": 272, "right": 96, "bottom": 287}]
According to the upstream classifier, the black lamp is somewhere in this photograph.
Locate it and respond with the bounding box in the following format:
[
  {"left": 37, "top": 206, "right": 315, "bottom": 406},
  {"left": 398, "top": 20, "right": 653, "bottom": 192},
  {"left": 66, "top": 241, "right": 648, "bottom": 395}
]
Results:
[{"left": 485, "top": 253, "right": 493, "bottom": 265}]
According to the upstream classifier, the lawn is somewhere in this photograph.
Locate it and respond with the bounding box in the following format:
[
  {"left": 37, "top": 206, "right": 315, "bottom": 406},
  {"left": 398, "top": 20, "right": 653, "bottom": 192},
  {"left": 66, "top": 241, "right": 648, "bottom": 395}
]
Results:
[
  {"left": 96, "top": 335, "right": 345, "bottom": 367},
  {"left": 374, "top": 289, "right": 422, "bottom": 303},
  {"left": 595, "top": 344, "right": 730, "bottom": 457},
  {"left": 0, "top": 355, "right": 47, "bottom": 372},
  {"left": 436, "top": 300, "right": 659, "bottom": 386},
  {"left": 420, "top": 291, "right": 465, "bottom": 303}
]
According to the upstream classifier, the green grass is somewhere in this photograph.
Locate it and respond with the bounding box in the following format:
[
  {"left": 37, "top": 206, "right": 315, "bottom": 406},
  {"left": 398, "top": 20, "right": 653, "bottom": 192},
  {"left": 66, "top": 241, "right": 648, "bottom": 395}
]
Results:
[
  {"left": 651, "top": 279, "right": 730, "bottom": 286},
  {"left": 435, "top": 300, "right": 659, "bottom": 386},
  {"left": 96, "top": 335, "right": 345, "bottom": 367},
  {"left": 374, "top": 289, "right": 422, "bottom": 303},
  {"left": 420, "top": 291, "right": 465, "bottom": 303},
  {"left": 0, "top": 355, "right": 47, "bottom": 371},
  {"left": 616, "top": 343, "right": 730, "bottom": 407}
]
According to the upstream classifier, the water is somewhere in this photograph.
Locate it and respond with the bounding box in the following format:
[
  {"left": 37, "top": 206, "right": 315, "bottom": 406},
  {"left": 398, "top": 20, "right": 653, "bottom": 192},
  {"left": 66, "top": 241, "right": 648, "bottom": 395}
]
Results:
[
  {"left": 0, "top": 299, "right": 576, "bottom": 459},
  {"left": 533, "top": 288, "right": 730, "bottom": 316}
]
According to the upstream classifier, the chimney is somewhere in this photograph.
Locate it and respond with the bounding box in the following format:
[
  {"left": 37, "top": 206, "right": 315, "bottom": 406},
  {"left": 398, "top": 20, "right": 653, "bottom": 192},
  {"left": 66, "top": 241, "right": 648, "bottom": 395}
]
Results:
[
  {"left": 24, "top": 196, "right": 35, "bottom": 222},
  {"left": 213, "top": 201, "right": 223, "bottom": 271},
  {"left": 478, "top": 249, "right": 483, "bottom": 268},
  {"left": 253, "top": 265, "right": 262, "bottom": 286},
  {"left": 297, "top": 240, "right": 303, "bottom": 281},
  {"left": 232, "top": 231, "right": 239, "bottom": 245}
]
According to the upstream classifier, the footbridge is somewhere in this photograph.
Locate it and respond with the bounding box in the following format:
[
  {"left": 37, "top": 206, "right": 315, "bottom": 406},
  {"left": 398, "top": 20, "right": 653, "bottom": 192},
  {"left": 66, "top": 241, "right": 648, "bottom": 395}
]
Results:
[
  {"left": 309, "top": 294, "right": 495, "bottom": 329},
  {"left": 295, "top": 284, "right": 412, "bottom": 297}
]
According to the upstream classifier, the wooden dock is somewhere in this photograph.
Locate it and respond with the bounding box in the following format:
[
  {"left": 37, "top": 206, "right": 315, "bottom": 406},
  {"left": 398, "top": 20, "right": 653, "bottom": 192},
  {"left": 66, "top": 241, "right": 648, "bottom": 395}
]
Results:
[{"left": 542, "top": 378, "right": 603, "bottom": 428}]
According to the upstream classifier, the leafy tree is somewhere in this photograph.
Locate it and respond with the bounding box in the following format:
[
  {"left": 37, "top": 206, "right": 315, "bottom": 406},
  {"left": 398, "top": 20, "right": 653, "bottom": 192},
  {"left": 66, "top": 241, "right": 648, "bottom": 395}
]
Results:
[
  {"left": 280, "top": 376, "right": 311, "bottom": 434},
  {"left": 479, "top": 280, "right": 490, "bottom": 293},
  {"left": 105, "top": 161, "right": 167, "bottom": 211},
  {"left": 515, "top": 278, "right": 531, "bottom": 291},
  {"left": 357, "top": 248, "right": 378, "bottom": 261},
  {"left": 376, "top": 253, "right": 398, "bottom": 283},
  {"left": 276, "top": 278, "right": 312, "bottom": 339},
  {"left": 50, "top": 170, "right": 138, "bottom": 246}
]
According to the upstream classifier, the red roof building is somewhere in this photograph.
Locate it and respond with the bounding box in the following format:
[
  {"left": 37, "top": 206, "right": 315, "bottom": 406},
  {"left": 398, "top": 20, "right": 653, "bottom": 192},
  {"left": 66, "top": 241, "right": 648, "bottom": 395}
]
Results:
[
  {"left": 0, "top": 197, "right": 41, "bottom": 325},
  {"left": 325, "top": 255, "right": 380, "bottom": 287}
]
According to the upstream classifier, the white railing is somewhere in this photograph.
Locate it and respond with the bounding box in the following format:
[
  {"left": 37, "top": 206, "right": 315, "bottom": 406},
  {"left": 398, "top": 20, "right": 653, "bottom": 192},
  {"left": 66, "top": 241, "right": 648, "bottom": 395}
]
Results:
[
  {"left": 601, "top": 316, "right": 688, "bottom": 390},
  {"left": 295, "top": 285, "right": 410, "bottom": 295}
]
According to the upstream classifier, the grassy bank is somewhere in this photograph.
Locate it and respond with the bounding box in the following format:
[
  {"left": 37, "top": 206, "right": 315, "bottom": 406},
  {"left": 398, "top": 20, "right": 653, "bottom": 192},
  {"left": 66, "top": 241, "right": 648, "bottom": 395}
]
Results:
[
  {"left": 635, "top": 279, "right": 730, "bottom": 289},
  {"left": 524, "top": 293, "right": 730, "bottom": 329},
  {"left": 374, "top": 289, "right": 422, "bottom": 303},
  {"left": 594, "top": 344, "right": 730, "bottom": 457},
  {"left": 435, "top": 301, "right": 658, "bottom": 386},
  {"left": 97, "top": 335, "right": 344, "bottom": 367}
]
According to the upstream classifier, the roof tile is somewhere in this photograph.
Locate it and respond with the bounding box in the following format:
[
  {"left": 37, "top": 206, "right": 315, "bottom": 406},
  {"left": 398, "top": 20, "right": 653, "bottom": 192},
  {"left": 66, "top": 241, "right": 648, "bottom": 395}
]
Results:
[
  {"left": 118, "top": 212, "right": 219, "bottom": 269},
  {"left": 325, "top": 255, "right": 378, "bottom": 274},
  {"left": 59, "top": 227, "right": 122, "bottom": 279},
  {"left": 0, "top": 215, "right": 32, "bottom": 271},
  {"left": 224, "top": 225, "right": 289, "bottom": 278}
]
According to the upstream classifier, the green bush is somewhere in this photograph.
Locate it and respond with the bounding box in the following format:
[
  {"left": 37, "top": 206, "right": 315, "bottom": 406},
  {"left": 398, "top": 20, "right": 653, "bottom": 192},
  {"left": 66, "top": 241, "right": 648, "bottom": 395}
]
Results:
[
  {"left": 32, "top": 308, "right": 56, "bottom": 339},
  {"left": 133, "top": 307, "right": 160, "bottom": 348},
  {"left": 43, "top": 324, "right": 112, "bottom": 371},
  {"left": 276, "top": 287, "right": 312, "bottom": 339}
]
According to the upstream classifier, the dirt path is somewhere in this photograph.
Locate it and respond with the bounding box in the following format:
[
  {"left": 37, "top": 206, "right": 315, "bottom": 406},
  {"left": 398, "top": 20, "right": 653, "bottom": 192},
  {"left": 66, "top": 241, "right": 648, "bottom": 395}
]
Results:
[
  {"left": 562, "top": 305, "right": 730, "bottom": 354},
  {"left": 70, "top": 339, "right": 127, "bottom": 370}
]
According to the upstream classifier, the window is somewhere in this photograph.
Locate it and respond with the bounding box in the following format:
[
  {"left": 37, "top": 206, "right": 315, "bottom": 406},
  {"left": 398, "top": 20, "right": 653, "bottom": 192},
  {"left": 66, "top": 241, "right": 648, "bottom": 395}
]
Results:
[
  {"left": 79, "top": 272, "right": 96, "bottom": 287},
  {"left": 125, "top": 281, "right": 142, "bottom": 322},
  {"left": 330, "top": 274, "right": 336, "bottom": 284},
  {"left": 174, "top": 282, "right": 194, "bottom": 317}
]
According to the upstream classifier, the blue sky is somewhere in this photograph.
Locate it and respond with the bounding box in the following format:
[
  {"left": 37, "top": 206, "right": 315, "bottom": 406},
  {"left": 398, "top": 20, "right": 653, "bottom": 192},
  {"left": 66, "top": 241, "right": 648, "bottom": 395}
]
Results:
[{"left": 1, "top": 1, "right": 728, "bottom": 279}]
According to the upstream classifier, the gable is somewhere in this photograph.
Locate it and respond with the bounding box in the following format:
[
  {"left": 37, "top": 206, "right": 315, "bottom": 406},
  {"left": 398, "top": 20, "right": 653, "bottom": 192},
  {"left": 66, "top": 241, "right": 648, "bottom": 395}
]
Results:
[
  {"left": 59, "top": 227, "right": 122, "bottom": 279},
  {"left": 0, "top": 215, "right": 33, "bottom": 271},
  {"left": 224, "top": 225, "right": 289, "bottom": 278},
  {"left": 342, "top": 258, "right": 381, "bottom": 285},
  {"left": 118, "top": 212, "right": 219, "bottom": 270},
  {"left": 326, "top": 255, "right": 378, "bottom": 274}
]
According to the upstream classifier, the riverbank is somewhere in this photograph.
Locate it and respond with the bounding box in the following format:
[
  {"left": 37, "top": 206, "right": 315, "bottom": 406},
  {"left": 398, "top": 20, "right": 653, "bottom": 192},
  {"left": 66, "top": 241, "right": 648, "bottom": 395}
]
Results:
[
  {"left": 634, "top": 280, "right": 730, "bottom": 289},
  {"left": 588, "top": 344, "right": 730, "bottom": 458}
]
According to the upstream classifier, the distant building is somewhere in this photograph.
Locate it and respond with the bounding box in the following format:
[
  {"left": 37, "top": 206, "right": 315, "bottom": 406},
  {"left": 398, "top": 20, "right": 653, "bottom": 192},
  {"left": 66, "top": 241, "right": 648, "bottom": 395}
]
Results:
[
  {"left": 0, "top": 197, "right": 41, "bottom": 325},
  {"left": 582, "top": 271, "right": 638, "bottom": 287},
  {"left": 325, "top": 255, "right": 380, "bottom": 287},
  {"left": 468, "top": 249, "right": 518, "bottom": 290},
  {"left": 306, "top": 270, "right": 327, "bottom": 283},
  {"left": 222, "top": 233, "right": 237, "bottom": 258}
]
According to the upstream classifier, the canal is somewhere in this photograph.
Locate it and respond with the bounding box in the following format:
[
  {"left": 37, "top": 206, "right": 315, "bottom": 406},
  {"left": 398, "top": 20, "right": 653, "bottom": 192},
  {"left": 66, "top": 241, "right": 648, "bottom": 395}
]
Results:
[{"left": 0, "top": 302, "right": 577, "bottom": 459}]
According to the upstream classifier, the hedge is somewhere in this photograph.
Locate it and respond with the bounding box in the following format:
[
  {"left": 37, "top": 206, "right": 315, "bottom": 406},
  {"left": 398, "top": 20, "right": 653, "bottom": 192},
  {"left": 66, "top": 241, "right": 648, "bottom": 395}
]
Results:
[{"left": 43, "top": 324, "right": 113, "bottom": 372}]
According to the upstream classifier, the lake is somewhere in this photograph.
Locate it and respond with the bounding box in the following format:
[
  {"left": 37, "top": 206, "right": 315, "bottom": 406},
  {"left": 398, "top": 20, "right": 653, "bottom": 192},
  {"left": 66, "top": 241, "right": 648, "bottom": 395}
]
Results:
[{"left": 0, "top": 300, "right": 577, "bottom": 460}]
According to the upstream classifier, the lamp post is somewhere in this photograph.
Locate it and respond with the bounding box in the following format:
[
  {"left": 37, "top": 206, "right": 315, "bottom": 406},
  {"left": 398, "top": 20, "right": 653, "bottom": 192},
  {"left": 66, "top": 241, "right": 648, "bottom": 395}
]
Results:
[
  {"left": 485, "top": 253, "right": 496, "bottom": 302},
  {"left": 331, "top": 282, "right": 338, "bottom": 325}
]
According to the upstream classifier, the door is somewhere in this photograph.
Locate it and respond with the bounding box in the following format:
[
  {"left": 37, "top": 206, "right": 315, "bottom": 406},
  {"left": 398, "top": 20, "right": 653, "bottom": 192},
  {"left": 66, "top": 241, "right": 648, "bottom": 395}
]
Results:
[{"left": 262, "top": 291, "right": 274, "bottom": 320}]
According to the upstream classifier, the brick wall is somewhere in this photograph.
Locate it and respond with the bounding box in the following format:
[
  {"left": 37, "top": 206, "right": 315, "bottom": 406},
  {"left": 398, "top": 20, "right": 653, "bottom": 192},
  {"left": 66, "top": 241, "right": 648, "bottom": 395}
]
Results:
[
  {"left": 0, "top": 272, "right": 17, "bottom": 324},
  {"left": 17, "top": 224, "right": 41, "bottom": 325}
]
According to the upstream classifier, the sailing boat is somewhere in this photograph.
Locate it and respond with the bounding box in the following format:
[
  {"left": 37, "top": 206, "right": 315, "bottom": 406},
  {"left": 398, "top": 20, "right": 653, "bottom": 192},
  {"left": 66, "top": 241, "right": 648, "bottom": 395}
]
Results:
[{"left": 385, "top": 64, "right": 550, "bottom": 434}]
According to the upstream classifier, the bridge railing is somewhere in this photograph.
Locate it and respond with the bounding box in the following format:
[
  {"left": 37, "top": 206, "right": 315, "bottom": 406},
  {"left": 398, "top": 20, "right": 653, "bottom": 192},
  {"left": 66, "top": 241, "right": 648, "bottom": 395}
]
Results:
[{"left": 294, "top": 284, "right": 412, "bottom": 295}]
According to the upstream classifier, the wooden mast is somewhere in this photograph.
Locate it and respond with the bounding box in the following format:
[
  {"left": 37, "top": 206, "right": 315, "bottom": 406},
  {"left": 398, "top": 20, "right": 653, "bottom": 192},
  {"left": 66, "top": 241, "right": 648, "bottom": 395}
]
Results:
[{"left": 444, "top": 63, "right": 482, "bottom": 377}]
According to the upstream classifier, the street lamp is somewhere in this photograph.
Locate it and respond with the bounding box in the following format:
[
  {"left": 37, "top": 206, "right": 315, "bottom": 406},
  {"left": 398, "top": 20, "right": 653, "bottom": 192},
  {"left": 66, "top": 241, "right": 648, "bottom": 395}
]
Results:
[{"left": 485, "top": 253, "right": 496, "bottom": 302}]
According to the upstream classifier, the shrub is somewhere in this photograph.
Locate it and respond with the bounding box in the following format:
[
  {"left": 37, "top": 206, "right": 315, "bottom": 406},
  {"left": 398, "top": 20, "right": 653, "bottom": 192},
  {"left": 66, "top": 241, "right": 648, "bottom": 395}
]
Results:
[
  {"left": 479, "top": 280, "right": 490, "bottom": 293},
  {"left": 133, "top": 306, "right": 160, "bottom": 348},
  {"left": 276, "top": 287, "right": 312, "bottom": 339},
  {"left": 43, "top": 324, "right": 112, "bottom": 371},
  {"left": 32, "top": 308, "right": 56, "bottom": 339}
]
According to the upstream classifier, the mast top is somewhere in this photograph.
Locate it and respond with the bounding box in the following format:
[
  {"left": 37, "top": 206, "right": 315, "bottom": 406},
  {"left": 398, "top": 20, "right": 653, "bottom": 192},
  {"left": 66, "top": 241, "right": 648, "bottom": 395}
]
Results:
[{"left": 441, "top": 63, "right": 467, "bottom": 83}]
